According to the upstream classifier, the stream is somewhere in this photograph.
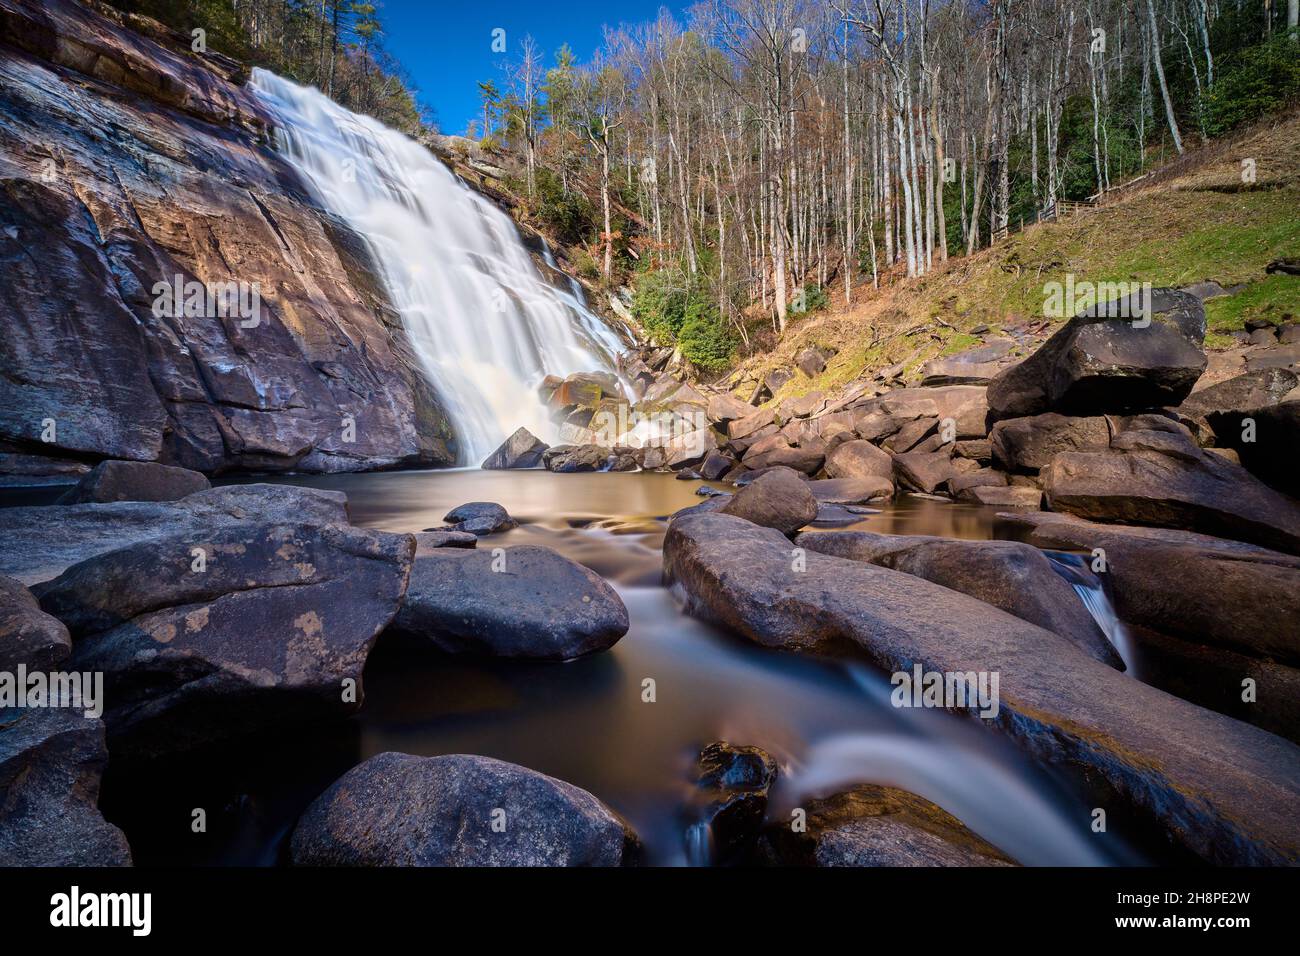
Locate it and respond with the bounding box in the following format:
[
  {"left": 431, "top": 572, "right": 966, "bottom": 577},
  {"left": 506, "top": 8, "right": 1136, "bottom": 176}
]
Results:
[{"left": 97, "top": 469, "right": 1172, "bottom": 867}]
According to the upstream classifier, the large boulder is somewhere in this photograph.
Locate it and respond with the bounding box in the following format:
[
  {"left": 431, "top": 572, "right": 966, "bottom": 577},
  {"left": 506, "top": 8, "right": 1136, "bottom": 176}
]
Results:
[
  {"left": 34, "top": 523, "right": 414, "bottom": 756},
  {"left": 57, "top": 460, "right": 210, "bottom": 504},
  {"left": 1042, "top": 417, "right": 1300, "bottom": 554},
  {"left": 721, "top": 467, "right": 818, "bottom": 537},
  {"left": 290, "top": 752, "right": 639, "bottom": 866},
  {"left": 919, "top": 338, "right": 1018, "bottom": 387},
  {"left": 481, "top": 427, "right": 549, "bottom": 469},
  {"left": 805, "top": 477, "right": 894, "bottom": 504},
  {"left": 987, "top": 288, "right": 1207, "bottom": 420},
  {"left": 998, "top": 511, "right": 1300, "bottom": 666},
  {"left": 824, "top": 440, "right": 894, "bottom": 482},
  {"left": 798, "top": 531, "right": 1122, "bottom": 667},
  {"left": 0, "top": 707, "right": 132, "bottom": 866},
  {"left": 0, "top": 483, "right": 351, "bottom": 585},
  {"left": 663, "top": 512, "right": 1300, "bottom": 864},
  {"left": 758, "top": 785, "right": 1013, "bottom": 867},
  {"left": 990, "top": 413, "right": 1111, "bottom": 473},
  {"left": 0, "top": 575, "right": 71, "bottom": 671},
  {"left": 391, "top": 545, "right": 628, "bottom": 660},
  {"left": 706, "top": 392, "right": 755, "bottom": 426}
]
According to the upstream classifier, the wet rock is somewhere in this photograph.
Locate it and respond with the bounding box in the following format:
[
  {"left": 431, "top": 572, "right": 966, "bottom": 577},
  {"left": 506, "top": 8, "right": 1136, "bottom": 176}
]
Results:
[
  {"left": 720, "top": 467, "right": 818, "bottom": 537},
  {"left": 758, "top": 785, "right": 1013, "bottom": 866},
  {"left": 988, "top": 288, "right": 1207, "bottom": 420},
  {"left": 441, "top": 501, "right": 517, "bottom": 536},
  {"left": 542, "top": 444, "right": 610, "bottom": 473},
  {"left": 481, "top": 427, "right": 549, "bottom": 469},
  {"left": 1043, "top": 418, "right": 1300, "bottom": 554},
  {"left": 290, "top": 752, "right": 639, "bottom": 866},
  {"left": 57, "top": 460, "right": 211, "bottom": 504},
  {"left": 663, "top": 511, "right": 1300, "bottom": 864},
  {"left": 0, "top": 575, "right": 71, "bottom": 671},
  {"left": 689, "top": 742, "right": 778, "bottom": 864},
  {"left": 892, "top": 449, "right": 955, "bottom": 495},
  {"left": 797, "top": 531, "right": 1122, "bottom": 667},
  {"left": 0, "top": 483, "right": 350, "bottom": 585},
  {"left": 36, "top": 522, "right": 414, "bottom": 756},
  {"left": 990, "top": 413, "right": 1111, "bottom": 473},
  {"left": 0, "top": 707, "right": 132, "bottom": 866},
  {"left": 741, "top": 436, "right": 825, "bottom": 475},
  {"left": 957, "top": 482, "right": 1043, "bottom": 508},
  {"left": 391, "top": 545, "right": 628, "bottom": 660}
]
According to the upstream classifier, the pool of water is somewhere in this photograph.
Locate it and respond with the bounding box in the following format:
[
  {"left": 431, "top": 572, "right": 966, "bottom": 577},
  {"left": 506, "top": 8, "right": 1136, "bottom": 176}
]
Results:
[{"left": 95, "top": 469, "right": 1165, "bottom": 866}]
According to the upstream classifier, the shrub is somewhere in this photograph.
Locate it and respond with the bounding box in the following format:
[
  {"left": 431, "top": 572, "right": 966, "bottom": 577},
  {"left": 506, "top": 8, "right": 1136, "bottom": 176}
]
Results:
[{"left": 1204, "top": 33, "right": 1300, "bottom": 136}]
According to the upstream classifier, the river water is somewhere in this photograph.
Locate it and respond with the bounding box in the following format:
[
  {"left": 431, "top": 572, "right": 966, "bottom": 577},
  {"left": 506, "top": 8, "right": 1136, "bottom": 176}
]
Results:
[{"left": 93, "top": 469, "right": 1175, "bottom": 867}]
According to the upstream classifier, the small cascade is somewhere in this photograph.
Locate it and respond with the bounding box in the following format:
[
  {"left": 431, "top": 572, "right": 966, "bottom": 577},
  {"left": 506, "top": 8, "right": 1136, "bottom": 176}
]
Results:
[{"left": 1045, "top": 551, "right": 1138, "bottom": 673}]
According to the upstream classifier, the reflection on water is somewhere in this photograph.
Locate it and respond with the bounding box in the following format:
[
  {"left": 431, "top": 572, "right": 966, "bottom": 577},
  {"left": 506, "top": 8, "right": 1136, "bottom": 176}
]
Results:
[{"left": 102, "top": 469, "right": 1161, "bottom": 866}]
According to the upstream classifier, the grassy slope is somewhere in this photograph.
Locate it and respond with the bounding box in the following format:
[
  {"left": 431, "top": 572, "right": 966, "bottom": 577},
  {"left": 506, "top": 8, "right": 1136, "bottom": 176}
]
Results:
[{"left": 737, "top": 110, "right": 1300, "bottom": 402}]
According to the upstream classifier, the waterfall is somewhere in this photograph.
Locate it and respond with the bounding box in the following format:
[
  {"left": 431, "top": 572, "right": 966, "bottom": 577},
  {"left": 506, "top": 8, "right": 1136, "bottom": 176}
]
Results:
[{"left": 247, "top": 70, "right": 625, "bottom": 465}]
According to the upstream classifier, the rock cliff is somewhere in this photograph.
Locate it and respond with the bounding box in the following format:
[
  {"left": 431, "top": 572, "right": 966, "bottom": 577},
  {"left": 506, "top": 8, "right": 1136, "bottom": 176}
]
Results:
[{"left": 0, "top": 0, "right": 456, "bottom": 475}]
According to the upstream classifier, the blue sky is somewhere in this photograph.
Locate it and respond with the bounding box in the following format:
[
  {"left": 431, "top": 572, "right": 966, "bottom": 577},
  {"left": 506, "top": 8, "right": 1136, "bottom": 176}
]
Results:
[{"left": 378, "top": 0, "right": 679, "bottom": 134}]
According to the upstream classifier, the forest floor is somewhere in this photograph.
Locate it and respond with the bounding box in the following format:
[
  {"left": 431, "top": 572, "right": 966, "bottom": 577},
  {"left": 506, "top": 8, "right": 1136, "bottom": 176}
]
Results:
[{"left": 728, "top": 107, "right": 1300, "bottom": 403}]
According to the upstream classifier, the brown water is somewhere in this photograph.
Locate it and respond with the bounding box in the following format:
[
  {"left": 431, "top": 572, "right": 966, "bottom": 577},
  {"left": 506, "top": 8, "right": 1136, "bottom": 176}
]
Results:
[{"left": 97, "top": 469, "right": 1164, "bottom": 866}]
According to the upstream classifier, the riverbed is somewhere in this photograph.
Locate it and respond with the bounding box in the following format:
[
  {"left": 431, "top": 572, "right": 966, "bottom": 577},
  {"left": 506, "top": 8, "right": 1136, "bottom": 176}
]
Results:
[{"left": 95, "top": 469, "right": 1170, "bottom": 866}]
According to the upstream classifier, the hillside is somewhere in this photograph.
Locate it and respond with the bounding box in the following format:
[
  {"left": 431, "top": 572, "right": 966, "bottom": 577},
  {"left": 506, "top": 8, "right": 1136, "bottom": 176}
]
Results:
[{"left": 727, "top": 109, "right": 1300, "bottom": 406}]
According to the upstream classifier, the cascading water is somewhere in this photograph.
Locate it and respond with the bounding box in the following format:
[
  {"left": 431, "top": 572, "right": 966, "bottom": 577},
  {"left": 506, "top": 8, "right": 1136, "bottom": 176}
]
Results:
[
  {"left": 247, "top": 70, "right": 626, "bottom": 465},
  {"left": 1045, "top": 551, "right": 1139, "bottom": 673}
]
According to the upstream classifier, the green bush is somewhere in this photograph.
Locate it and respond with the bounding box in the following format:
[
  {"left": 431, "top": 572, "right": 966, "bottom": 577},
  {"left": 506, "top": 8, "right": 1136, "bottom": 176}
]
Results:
[
  {"left": 533, "top": 168, "right": 596, "bottom": 246},
  {"left": 631, "top": 268, "right": 735, "bottom": 371}
]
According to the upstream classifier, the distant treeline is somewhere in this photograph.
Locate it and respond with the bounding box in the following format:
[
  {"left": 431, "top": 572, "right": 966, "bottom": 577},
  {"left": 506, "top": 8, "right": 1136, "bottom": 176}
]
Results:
[{"left": 108, "top": 0, "right": 430, "bottom": 133}]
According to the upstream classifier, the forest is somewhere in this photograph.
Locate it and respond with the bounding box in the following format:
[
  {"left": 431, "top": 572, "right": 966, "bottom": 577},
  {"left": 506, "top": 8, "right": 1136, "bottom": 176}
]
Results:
[{"left": 116, "top": 1, "right": 1300, "bottom": 371}]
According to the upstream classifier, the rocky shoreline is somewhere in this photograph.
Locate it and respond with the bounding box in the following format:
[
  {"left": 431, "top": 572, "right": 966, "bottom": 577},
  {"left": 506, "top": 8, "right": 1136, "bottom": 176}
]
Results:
[{"left": 3, "top": 279, "right": 1299, "bottom": 866}]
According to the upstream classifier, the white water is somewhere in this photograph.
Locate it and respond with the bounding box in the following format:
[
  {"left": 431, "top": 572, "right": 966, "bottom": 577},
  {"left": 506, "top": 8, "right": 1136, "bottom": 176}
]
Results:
[{"left": 248, "top": 70, "right": 626, "bottom": 464}]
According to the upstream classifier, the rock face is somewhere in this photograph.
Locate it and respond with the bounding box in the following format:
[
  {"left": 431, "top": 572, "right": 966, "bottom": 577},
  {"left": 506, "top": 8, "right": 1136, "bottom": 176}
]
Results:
[
  {"left": 57, "top": 460, "right": 211, "bottom": 504},
  {"left": 0, "top": 575, "right": 71, "bottom": 670},
  {"left": 797, "top": 531, "right": 1122, "bottom": 668},
  {"left": 990, "top": 413, "right": 1110, "bottom": 472},
  {"left": 481, "top": 428, "right": 548, "bottom": 470},
  {"left": 759, "top": 785, "right": 1013, "bottom": 866},
  {"left": 34, "top": 522, "right": 414, "bottom": 756},
  {"left": 0, "top": 483, "right": 350, "bottom": 585},
  {"left": 391, "top": 546, "right": 628, "bottom": 660},
  {"left": 987, "top": 288, "right": 1207, "bottom": 420},
  {"left": 689, "top": 742, "right": 778, "bottom": 864},
  {"left": 0, "top": 0, "right": 454, "bottom": 475},
  {"left": 663, "top": 512, "right": 1300, "bottom": 864},
  {"left": 720, "top": 467, "right": 818, "bottom": 537},
  {"left": 290, "top": 752, "right": 639, "bottom": 866},
  {"left": 440, "top": 501, "right": 517, "bottom": 536},
  {"left": 0, "top": 707, "right": 133, "bottom": 866},
  {"left": 1042, "top": 417, "right": 1300, "bottom": 554}
]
